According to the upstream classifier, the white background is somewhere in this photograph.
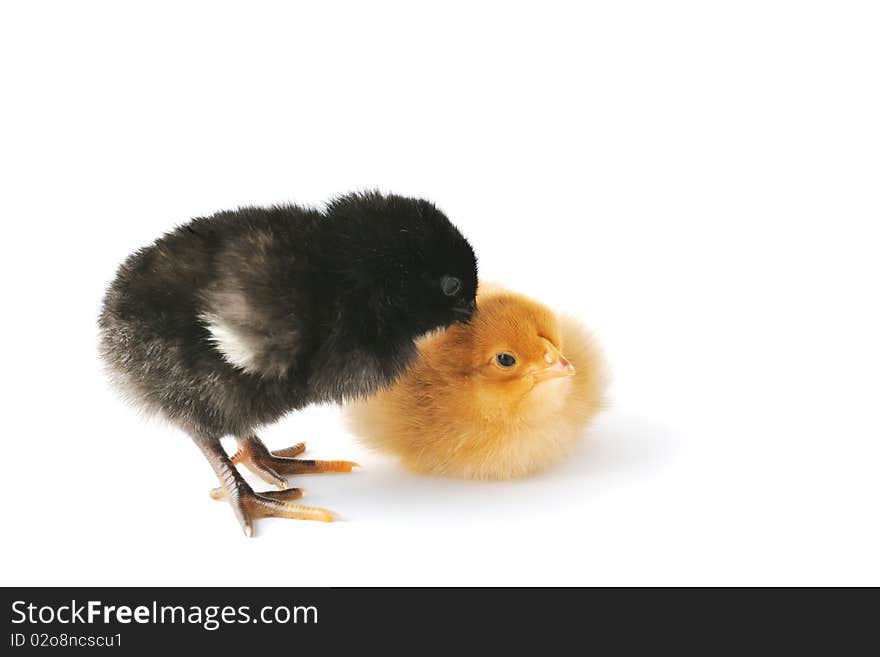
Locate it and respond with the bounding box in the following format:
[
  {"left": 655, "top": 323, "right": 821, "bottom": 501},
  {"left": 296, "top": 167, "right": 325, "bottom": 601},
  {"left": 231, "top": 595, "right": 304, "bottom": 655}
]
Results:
[{"left": 2, "top": 1, "right": 878, "bottom": 586}]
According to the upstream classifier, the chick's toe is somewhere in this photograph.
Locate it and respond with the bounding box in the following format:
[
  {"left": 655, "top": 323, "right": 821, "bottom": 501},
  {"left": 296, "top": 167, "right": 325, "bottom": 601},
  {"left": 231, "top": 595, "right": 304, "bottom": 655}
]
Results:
[
  {"left": 209, "top": 487, "right": 305, "bottom": 502},
  {"left": 234, "top": 435, "right": 359, "bottom": 489}
]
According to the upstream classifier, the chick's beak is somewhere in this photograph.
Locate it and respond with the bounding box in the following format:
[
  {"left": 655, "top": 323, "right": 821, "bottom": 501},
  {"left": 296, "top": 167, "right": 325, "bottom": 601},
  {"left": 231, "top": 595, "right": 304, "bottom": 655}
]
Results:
[{"left": 533, "top": 352, "right": 576, "bottom": 383}]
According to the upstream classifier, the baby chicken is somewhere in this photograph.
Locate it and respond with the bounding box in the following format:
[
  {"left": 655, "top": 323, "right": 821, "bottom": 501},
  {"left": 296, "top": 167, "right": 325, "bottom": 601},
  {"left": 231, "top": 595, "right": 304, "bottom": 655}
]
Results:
[
  {"left": 347, "top": 284, "right": 607, "bottom": 479},
  {"left": 99, "top": 191, "right": 478, "bottom": 535}
]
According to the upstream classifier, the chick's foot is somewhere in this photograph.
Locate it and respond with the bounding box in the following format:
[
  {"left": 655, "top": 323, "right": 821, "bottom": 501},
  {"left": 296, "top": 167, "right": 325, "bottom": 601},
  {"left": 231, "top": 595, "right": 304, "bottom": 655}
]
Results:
[
  {"left": 219, "top": 480, "right": 335, "bottom": 536},
  {"left": 194, "top": 435, "right": 335, "bottom": 536},
  {"left": 233, "top": 434, "right": 359, "bottom": 488}
]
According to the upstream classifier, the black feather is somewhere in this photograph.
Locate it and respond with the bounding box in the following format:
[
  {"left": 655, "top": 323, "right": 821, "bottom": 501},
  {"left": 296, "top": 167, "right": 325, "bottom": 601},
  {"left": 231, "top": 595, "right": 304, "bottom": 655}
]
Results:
[{"left": 98, "top": 191, "right": 478, "bottom": 440}]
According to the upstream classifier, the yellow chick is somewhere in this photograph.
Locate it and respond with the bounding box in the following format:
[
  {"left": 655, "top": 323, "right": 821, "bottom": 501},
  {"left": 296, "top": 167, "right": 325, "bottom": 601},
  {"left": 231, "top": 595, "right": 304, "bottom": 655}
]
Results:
[{"left": 346, "top": 283, "right": 607, "bottom": 479}]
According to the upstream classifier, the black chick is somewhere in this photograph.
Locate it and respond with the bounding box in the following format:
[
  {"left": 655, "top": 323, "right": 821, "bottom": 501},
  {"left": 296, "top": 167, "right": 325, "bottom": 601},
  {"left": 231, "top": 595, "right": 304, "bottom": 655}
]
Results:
[{"left": 99, "top": 191, "right": 478, "bottom": 535}]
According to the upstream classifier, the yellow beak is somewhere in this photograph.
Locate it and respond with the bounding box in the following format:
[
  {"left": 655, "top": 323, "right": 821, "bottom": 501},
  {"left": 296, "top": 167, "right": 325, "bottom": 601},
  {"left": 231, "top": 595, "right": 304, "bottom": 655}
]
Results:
[{"left": 533, "top": 353, "right": 576, "bottom": 383}]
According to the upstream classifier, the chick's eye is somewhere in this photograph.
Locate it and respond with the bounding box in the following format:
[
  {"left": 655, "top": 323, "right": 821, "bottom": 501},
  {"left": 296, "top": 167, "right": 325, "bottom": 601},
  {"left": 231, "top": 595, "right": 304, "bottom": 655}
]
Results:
[
  {"left": 496, "top": 353, "right": 516, "bottom": 367},
  {"left": 441, "top": 275, "right": 461, "bottom": 296}
]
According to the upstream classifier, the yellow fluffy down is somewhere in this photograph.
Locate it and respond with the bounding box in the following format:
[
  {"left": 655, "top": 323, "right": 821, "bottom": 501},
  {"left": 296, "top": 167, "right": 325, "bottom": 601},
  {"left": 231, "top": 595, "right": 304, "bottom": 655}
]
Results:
[{"left": 345, "top": 288, "right": 607, "bottom": 480}]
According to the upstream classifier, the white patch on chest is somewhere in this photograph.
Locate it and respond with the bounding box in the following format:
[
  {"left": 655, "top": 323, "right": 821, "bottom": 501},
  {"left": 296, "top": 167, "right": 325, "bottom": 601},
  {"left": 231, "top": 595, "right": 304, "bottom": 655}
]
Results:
[{"left": 200, "top": 312, "right": 261, "bottom": 374}]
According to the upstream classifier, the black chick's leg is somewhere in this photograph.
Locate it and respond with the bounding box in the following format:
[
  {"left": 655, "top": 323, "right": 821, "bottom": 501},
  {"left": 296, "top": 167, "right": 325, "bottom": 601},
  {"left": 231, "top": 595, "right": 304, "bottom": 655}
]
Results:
[
  {"left": 231, "top": 434, "right": 359, "bottom": 488},
  {"left": 192, "top": 435, "right": 334, "bottom": 537}
]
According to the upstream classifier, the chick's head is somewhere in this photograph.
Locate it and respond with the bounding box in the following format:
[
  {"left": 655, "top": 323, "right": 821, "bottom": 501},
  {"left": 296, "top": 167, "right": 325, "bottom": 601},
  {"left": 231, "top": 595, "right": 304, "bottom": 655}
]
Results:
[
  {"left": 325, "top": 191, "right": 478, "bottom": 339},
  {"left": 437, "top": 291, "right": 577, "bottom": 421}
]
